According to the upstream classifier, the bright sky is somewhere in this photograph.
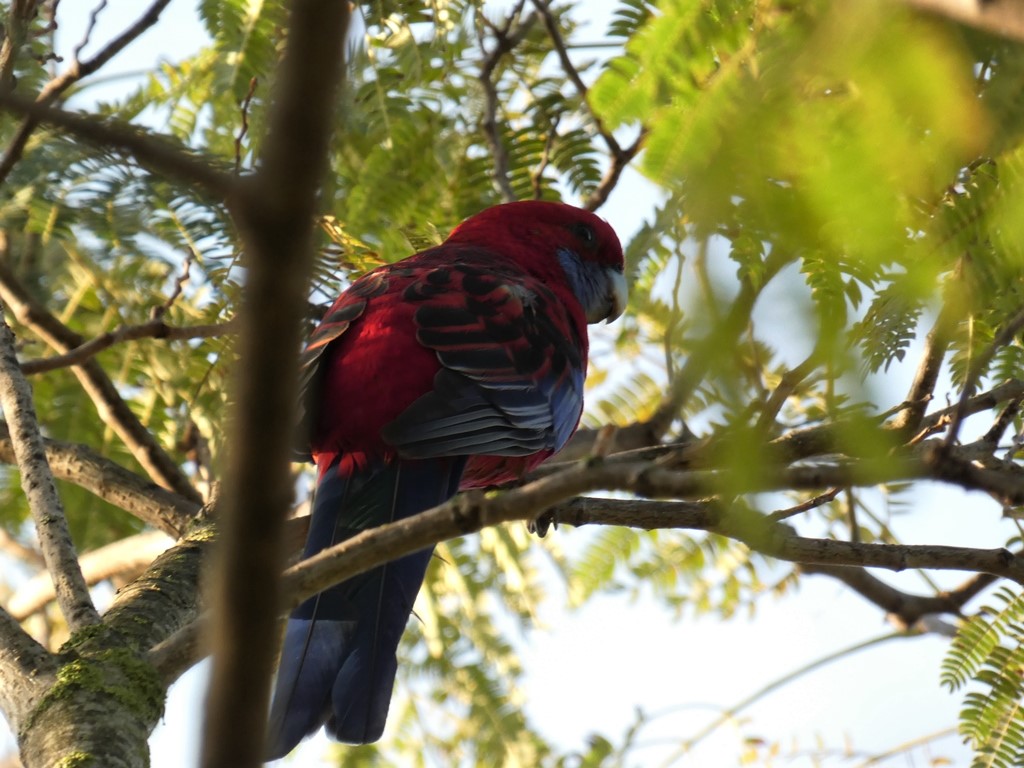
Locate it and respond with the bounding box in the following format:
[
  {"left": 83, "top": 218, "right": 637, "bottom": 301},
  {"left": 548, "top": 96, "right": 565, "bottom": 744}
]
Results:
[{"left": 4, "top": 2, "right": 997, "bottom": 766}]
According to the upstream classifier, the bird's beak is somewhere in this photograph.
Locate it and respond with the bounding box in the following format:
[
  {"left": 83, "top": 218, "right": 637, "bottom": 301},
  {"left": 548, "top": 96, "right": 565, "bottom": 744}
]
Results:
[{"left": 590, "top": 266, "right": 628, "bottom": 324}]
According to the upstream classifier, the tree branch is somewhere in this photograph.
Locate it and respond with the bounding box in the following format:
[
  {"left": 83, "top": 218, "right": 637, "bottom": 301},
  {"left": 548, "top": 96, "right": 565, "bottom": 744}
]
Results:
[
  {"left": 0, "top": 0, "right": 173, "bottom": 185},
  {"left": 0, "top": 423, "right": 199, "bottom": 536},
  {"left": 20, "top": 318, "right": 235, "bottom": 375},
  {"left": 532, "top": 0, "right": 621, "bottom": 156},
  {"left": 530, "top": 0, "right": 645, "bottom": 211},
  {"left": 755, "top": 351, "right": 820, "bottom": 434},
  {"left": 801, "top": 563, "right": 966, "bottom": 632},
  {"left": 200, "top": 2, "right": 350, "bottom": 765},
  {"left": 584, "top": 129, "right": 645, "bottom": 212},
  {"left": 761, "top": 379, "right": 1024, "bottom": 467},
  {"left": 905, "top": 0, "right": 1024, "bottom": 42},
  {"left": 0, "top": 92, "right": 235, "bottom": 201},
  {"left": 8, "top": 530, "right": 174, "bottom": 621},
  {"left": 0, "top": 607, "right": 54, "bottom": 736},
  {"left": 889, "top": 290, "right": 957, "bottom": 435},
  {"left": 0, "top": 306, "right": 100, "bottom": 630},
  {"left": 0, "top": 259, "right": 201, "bottom": 503},
  {"left": 477, "top": 2, "right": 534, "bottom": 202},
  {"left": 945, "top": 304, "right": 1024, "bottom": 445},
  {"left": 281, "top": 487, "right": 1024, "bottom": 620},
  {"left": 149, "top": 445, "right": 1024, "bottom": 684},
  {"left": 102, "top": 526, "right": 212, "bottom": 652}
]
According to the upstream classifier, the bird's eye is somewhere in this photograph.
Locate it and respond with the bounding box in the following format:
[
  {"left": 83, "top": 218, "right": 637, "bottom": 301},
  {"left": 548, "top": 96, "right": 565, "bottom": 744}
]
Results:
[{"left": 572, "top": 222, "right": 596, "bottom": 245}]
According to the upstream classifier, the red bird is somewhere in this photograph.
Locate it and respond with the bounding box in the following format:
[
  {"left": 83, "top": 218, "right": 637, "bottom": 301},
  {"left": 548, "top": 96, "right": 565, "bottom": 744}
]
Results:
[{"left": 266, "top": 201, "right": 627, "bottom": 758}]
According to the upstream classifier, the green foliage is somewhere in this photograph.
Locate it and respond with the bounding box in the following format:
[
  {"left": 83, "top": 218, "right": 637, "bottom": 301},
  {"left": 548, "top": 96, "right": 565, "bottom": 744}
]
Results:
[
  {"left": 6, "top": 0, "right": 1024, "bottom": 764},
  {"left": 942, "top": 588, "right": 1024, "bottom": 767}
]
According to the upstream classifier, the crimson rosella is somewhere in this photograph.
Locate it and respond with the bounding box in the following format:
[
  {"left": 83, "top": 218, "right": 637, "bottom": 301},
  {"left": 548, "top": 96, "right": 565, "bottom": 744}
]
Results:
[{"left": 265, "top": 200, "right": 627, "bottom": 758}]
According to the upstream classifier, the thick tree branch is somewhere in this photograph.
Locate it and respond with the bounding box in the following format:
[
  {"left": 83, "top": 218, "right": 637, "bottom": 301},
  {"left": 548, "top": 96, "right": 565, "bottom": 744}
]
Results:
[
  {"left": 13, "top": 525, "right": 213, "bottom": 768},
  {"left": 102, "top": 527, "right": 212, "bottom": 653},
  {"left": 0, "top": 608, "right": 54, "bottom": 737},
  {"left": 150, "top": 446, "right": 1024, "bottom": 683},
  {"left": 0, "top": 259, "right": 201, "bottom": 503},
  {"left": 801, "top": 563, "right": 965, "bottom": 632},
  {"left": 280, "top": 483, "right": 1024, "bottom": 618},
  {"left": 548, "top": 500, "right": 992, "bottom": 631},
  {"left": 0, "top": 0, "right": 173, "bottom": 185},
  {"left": 0, "top": 307, "right": 100, "bottom": 631},
  {"left": 8, "top": 531, "right": 174, "bottom": 621},
  {"left": 200, "top": 2, "right": 350, "bottom": 765}
]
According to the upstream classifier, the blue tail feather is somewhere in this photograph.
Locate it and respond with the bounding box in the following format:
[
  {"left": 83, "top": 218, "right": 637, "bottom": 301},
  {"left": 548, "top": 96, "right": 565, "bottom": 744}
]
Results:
[{"left": 266, "top": 456, "right": 463, "bottom": 759}]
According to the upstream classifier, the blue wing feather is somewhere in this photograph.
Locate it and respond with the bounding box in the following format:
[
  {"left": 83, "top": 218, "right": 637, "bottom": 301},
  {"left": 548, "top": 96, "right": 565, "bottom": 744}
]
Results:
[{"left": 266, "top": 457, "right": 464, "bottom": 758}]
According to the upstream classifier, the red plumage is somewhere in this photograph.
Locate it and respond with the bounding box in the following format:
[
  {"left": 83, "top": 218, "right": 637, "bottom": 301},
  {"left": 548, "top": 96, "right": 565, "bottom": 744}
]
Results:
[
  {"left": 267, "top": 200, "right": 626, "bottom": 757},
  {"left": 305, "top": 200, "right": 624, "bottom": 480}
]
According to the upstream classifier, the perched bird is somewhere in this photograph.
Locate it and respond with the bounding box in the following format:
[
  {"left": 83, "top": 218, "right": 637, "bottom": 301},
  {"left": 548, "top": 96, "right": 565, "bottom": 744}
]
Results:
[{"left": 266, "top": 200, "right": 627, "bottom": 759}]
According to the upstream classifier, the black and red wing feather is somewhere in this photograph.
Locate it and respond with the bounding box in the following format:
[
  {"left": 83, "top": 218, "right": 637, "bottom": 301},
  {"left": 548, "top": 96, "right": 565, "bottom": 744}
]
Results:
[
  {"left": 380, "top": 259, "right": 586, "bottom": 459},
  {"left": 296, "top": 272, "right": 388, "bottom": 458}
]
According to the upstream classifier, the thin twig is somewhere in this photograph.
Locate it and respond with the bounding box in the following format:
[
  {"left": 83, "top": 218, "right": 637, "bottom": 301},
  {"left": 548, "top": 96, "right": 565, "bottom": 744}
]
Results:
[
  {"left": 672, "top": 631, "right": 910, "bottom": 761},
  {"left": 890, "top": 288, "right": 958, "bottom": 435},
  {"left": 0, "top": 304, "right": 100, "bottom": 631},
  {"left": 584, "top": 129, "right": 645, "bottom": 212},
  {"left": 153, "top": 250, "right": 196, "bottom": 320},
  {"left": 20, "top": 318, "right": 235, "bottom": 375},
  {"left": 234, "top": 77, "right": 258, "bottom": 175},
  {"left": 0, "top": 91, "right": 235, "bottom": 201},
  {"left": 531, "top": 0, "right": 646, "bottom": 210},
  {"left": 0, "top": 259, "right": 201, "bottom": 502},
  {"left": 945, "top": 306, "right": 1024, "bottom": 446},
  {"left": 531, "top": 115, "right": 559, "bottom": 199},
  {"left": 647, "top": 249, "right": 795, "bottom": 441},
  {"left": 532, "top": 0, "right": 620, "bottom": 155},
  {"left": 769, "top": 487, "right": 841, "bottom": 521},
  {"left": 73, "top": 0, "right": 110, "bottom": 62},
  {"left": 0, "top": 527, "right": 44, "bottom": 567},
  {"left": 477, "top": 2, "right": 533, "bottom": 201},
  {"left": 755, "top": 352, "right": 820, "bottom": 434},
  {"left": 0, "top": 0, "right": 175, "bottom": 186}
]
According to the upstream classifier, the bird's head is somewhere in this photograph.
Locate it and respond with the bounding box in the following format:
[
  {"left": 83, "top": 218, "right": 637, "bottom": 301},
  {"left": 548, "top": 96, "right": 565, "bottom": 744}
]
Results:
[{"left": 447, "top": 201, "right": 627, "bottom": 324}]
